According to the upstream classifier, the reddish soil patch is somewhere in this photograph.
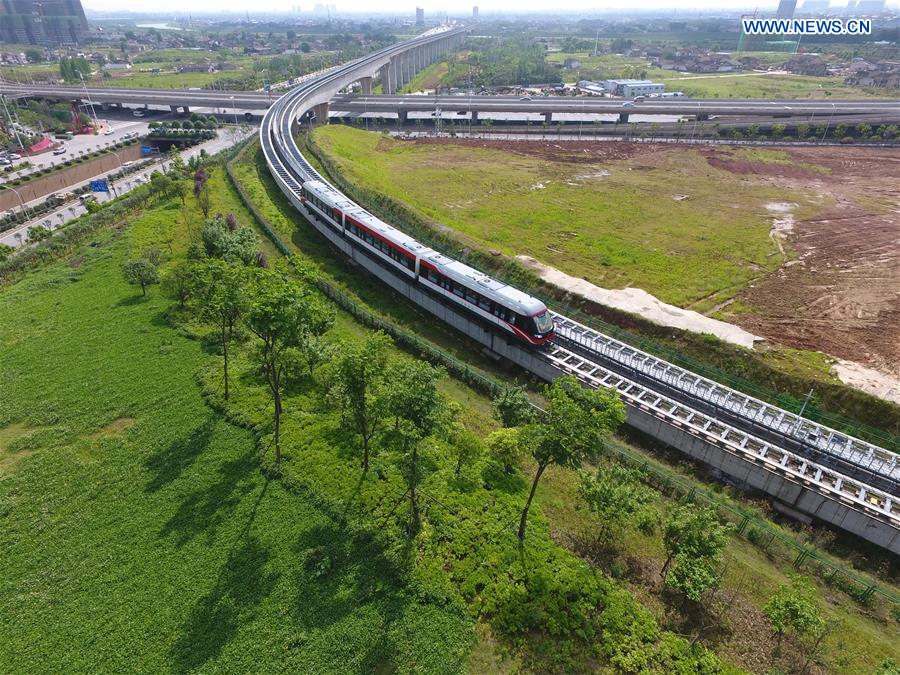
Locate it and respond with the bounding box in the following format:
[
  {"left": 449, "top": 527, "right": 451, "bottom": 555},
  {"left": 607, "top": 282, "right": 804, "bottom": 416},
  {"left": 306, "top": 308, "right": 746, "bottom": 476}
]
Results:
[
  {"left": 702, "top": 151, "right": 824, "bottom": 180},
  {"left": 730, "top": 147, "right": 900, "bottom": 376}
]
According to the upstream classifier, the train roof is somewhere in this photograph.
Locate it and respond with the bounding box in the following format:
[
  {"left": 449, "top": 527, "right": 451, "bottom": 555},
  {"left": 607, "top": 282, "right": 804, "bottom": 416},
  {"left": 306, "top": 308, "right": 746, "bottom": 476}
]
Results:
[
  {"left": 433, "top": 256, "right": 546, "bottom": 316},
  {"left": 303, "top": 180, "right": 547, "bottom": 317}
]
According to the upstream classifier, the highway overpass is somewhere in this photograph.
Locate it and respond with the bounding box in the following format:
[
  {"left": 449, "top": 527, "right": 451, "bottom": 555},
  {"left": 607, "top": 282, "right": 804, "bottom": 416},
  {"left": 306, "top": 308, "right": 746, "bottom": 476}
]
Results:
[
  {"left": 329, "top": 94, "right": 900, "bottom": 124},
  {"left": 3, "top": 82, "right": 898, "bottom": 124}
]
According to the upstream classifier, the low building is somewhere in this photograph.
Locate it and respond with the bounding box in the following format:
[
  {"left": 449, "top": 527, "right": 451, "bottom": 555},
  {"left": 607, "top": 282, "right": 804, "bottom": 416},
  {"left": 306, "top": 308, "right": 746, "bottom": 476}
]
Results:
[
  {"left": 563, "top": 58, "right": 582, "bottom": 70},
  {"left": 601, "top": 79, "right": 665, "bottom": 97},
  {"left": 577, "top": 80, "right": 607, "bottom": 95}
]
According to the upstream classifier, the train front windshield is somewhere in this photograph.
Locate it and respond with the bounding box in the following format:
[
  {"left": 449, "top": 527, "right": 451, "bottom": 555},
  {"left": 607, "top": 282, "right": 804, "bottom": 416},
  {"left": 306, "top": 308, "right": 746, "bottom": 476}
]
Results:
[{"left": 534, "top": 310, "right": 554, "bottom": 335}]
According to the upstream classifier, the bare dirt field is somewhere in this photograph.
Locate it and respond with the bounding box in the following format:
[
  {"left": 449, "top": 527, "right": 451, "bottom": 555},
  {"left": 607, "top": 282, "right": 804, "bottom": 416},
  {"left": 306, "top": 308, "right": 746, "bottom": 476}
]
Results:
[
  {"left": 714, "top": 146, "right": 900, "bottom": 380},
  {"left": 411, "top": 138, "right": 900, "bottom": 380}
]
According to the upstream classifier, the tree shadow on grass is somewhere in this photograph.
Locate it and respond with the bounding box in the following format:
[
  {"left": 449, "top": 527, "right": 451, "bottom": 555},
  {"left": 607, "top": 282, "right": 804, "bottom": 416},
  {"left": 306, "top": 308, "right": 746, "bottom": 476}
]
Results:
[
  {"left": 170, "top": 481, "right": 279, "bottom": 673},
  {"left": 113, "top": 294, "right": 150, "bottom": 308},
  {"left": 290, "top": 522, "right": 410, "bottom": 671},
  {"left": 158, "top": 447, "right": 257, "bottom": 547},
  {"left": 144, "top": 415, "right": 217, "bottom": 493}
]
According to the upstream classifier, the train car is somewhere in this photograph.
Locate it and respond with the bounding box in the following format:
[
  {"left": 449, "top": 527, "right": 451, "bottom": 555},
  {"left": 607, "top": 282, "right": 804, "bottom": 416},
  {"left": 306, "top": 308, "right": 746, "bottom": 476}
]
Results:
[{"left": 299, "top": 180, "right": 555, "bottom": 345}]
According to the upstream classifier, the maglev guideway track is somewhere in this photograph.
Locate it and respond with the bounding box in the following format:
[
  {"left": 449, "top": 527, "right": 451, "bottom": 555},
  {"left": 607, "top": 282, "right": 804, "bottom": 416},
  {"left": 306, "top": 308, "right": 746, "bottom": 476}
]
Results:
[
  {"left": 259, "top": 27, "right": 899, "bottom": 546},
  {"left": 550, "top": 314, "right": 900, "bottom": 495}
]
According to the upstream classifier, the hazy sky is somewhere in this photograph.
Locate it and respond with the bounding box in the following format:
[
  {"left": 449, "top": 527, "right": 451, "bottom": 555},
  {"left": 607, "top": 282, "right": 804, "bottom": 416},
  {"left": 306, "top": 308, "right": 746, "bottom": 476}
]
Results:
[{"left": 83, "top": 1, "right": 815, "bottom": 17}]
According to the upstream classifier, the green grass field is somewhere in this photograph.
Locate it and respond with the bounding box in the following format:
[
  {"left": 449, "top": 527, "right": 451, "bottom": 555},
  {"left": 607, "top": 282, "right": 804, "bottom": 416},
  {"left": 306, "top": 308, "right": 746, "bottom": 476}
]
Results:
[{"left": 311, "top": 125, "right": 813, "bottom": 308}]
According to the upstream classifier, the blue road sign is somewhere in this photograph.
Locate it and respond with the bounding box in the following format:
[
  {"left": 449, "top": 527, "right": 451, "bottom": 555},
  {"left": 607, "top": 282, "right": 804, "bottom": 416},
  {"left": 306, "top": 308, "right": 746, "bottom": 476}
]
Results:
[
  {"left": 90, "top": 179, "right": 109, "bottom": 192},
  {"left": 141, "top": 145, "right": 154, "bottom": 156}
]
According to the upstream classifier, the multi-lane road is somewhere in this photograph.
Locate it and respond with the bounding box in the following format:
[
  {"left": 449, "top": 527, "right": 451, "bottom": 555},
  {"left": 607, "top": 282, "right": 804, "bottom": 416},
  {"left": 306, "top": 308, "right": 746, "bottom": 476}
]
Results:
[{"left": 3, "top": 81, "right": 898, "bottom": 123}]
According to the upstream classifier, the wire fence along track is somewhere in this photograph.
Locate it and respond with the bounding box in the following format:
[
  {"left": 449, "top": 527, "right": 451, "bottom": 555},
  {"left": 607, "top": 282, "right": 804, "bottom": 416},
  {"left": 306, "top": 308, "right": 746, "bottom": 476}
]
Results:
[
  {"left": 258, "top": 29, "right": 900, "bottom": 542},
  {"left": 223, "top": 151, "right": 900, "bottom": 608},
  {"left": 551, "top": 313, "right": 900, "bottom": 493}
]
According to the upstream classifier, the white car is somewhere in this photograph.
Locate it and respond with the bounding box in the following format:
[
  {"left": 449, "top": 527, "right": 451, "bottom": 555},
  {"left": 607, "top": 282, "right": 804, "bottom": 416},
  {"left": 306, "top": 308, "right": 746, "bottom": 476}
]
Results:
[
  {"left": 132, "top": 110, "right": 145, "bottom": 118},
  {"left": 8, "top": 153, "right": 21, "bottom": 160},
  {"left": 103, "top": 128, "right": 115, "bottom": 135}
]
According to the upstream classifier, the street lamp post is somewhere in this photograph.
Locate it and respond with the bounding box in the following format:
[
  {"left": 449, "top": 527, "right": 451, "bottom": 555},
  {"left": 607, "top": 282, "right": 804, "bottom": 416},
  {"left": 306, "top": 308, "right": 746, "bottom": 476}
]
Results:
[
  {"left": 230, "top": 95, "right": 238, "bottom": 127},
  {"left": 821, "top": 102, "right": 836, "bottom": 142}
]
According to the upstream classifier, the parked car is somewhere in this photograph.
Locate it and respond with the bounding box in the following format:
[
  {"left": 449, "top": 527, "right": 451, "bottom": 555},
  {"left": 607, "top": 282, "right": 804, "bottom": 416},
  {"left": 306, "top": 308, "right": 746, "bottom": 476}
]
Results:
[
  {"left": 8, "top": 153, "right": 21, "bottom": 160},
  {"left": 0, "top": 158, "right": 11, "bottom": 166},
  {"left": 53, "top": 146, "right": 67, "bottom": 155},
  {"left": 132, "top": 109, "right": 145, "bottom": 118},
  {"left": 103, "top": 127, "right": 115, "bottom": 135}
]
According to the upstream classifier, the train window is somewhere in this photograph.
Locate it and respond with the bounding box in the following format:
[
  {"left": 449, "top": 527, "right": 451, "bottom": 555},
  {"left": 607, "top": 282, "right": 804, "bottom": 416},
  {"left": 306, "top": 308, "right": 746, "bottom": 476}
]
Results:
[
  {"left": 479, "top": 298, "right": 491, "bottom": 312},
  {"left": 452, "top": 282, "right": 464, "bottom": 297},
  {"left": 465, "top": 289, "right": 477, "bottom": 304}
]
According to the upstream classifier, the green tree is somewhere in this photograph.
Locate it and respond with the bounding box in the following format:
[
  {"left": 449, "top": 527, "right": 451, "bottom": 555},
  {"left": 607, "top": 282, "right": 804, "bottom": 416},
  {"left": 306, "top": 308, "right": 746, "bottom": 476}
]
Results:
[
  {"left": 329, "top": 331, "right": 392, "bottom": 470},
  {"left": 450, "top": 425, "right": 483, "bottom": 476},
  {"left": 486, "top": 427, "right": 526, "bottom": 474},
  {"left": 0, "top": 243, "right": 14, "bottom": 262},
  {"left": 161, "top": 260, "right": 194, "bottom": 308},
  {"left": 797, "top": 122, "right": 810, "bottom": 140},
  {"left": 518, "top": 376, "right": 626, "bottom": 540},
  {"left": 771, "top": 123, "right": 786, "bottom": 139},
  {"left": 122, "top": 258, "right": 159, "bottom": 296},
  {"left": 194, "top": 260, "right": 247, "bottom": 401},
  {"left": 493, "top": 385, "right": 535, "bottom": 428},
  {"left": 245, "top": 268, "right": 334, "bottom": 463},
  {"left": 764, "top": 576, "right": 825, "bottom": 651},
  {"left": 383, "top": 360, "right": 447, "bottom": 534},
  {"left": 26, "top": 225, "right": 52, "bottom": 243},
  {"left": 661, "top": 506, "right": 730, "bottom": 601},
  {"left": 201, "top": 215, "right": 259, "bottom": 265},
  {"left": 834, "top": 122, "right": 848, "bottom": 139},
  {"left": 579, "top": 463, "right": 655, "bottom": 544},
  {"left": 855, "top": 122, "right": 872, "bottom": 138}
]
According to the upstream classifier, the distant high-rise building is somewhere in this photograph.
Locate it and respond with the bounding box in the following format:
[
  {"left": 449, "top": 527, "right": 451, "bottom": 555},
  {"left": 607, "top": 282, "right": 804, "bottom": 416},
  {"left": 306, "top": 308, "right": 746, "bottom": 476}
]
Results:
[
  {"left": 776, "top": 0, "right": 798, "bottom": 18},
  {"left": 0, "top": 0, "right": 88, "bottom": 45},
  {"left": 856, "top": 0, "right": 885, "bottom": 13},
  {"left": 472, "top": 5, "right": 478, "bottom": 18},
  {"left": 800, "top": 0, "right": 830, "bottom": 13},
  {"left": 415, "top": 6, "right": 424, "bottom": 24}
]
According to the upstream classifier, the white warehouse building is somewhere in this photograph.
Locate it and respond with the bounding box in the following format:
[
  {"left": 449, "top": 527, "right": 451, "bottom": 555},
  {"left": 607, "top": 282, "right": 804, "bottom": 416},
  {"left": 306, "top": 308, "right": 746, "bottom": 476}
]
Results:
[{"left": 602, "top": 79, "right": 665, "bottom": 97}]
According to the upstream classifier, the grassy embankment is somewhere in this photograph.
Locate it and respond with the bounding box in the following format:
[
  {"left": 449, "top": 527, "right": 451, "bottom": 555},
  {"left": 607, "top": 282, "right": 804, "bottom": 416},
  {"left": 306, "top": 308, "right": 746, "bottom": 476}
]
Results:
[
  {"left": 306, "top": 124, "right": 900, "bottom": 444},
  {"left": 227, "top": 139, "right": 900, "bottom": 674},
  {"left": 545, "top": 52, "right": 895, "bottom": 99}
]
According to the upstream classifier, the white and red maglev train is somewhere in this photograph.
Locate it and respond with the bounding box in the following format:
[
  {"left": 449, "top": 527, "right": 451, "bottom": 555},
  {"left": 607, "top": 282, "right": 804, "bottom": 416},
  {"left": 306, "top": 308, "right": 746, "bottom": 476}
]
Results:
[{"left": 299, "top": 179, "right": 555, "bottom": 346}]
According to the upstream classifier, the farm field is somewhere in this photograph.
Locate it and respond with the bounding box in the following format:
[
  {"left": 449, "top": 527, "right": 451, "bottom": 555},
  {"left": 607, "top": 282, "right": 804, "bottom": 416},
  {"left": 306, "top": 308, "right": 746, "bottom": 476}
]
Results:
[
  {"left": 545, "top": 51, "right": 896, "bottom": 99},
  {"left": 311, "top": 126, "right": 900, "bottom": 392}
]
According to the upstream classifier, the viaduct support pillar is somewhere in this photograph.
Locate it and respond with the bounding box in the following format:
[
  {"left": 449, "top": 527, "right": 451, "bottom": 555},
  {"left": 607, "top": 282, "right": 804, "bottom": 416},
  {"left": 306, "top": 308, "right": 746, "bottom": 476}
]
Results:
[
  {"left": 182, "top": 105, "right": 190, "bottom": 114},
  {"left": 471, "top": 110, "right": 479, "bottom": 124},
  {"left": 170, "top": 104, "right": 179, "bottom": 113},
  {"left": 618, "top": 112, "right": 630, "bottom": 123},
  {"left": 543, "top": 111, "right": 552, "bottom": 124},
  {"left": 359, "top": 76, "right": 373, "bottom": 95},
  {"left": 314, "top": 102, "right": 330, "bottom": 125}
]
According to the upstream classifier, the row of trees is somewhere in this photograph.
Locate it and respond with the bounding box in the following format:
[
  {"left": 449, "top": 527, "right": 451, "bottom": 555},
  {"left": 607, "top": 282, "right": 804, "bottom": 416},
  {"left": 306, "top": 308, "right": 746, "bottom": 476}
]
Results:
[{"left": 59, "top": 57, "right": 92, "bottom": 83}]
